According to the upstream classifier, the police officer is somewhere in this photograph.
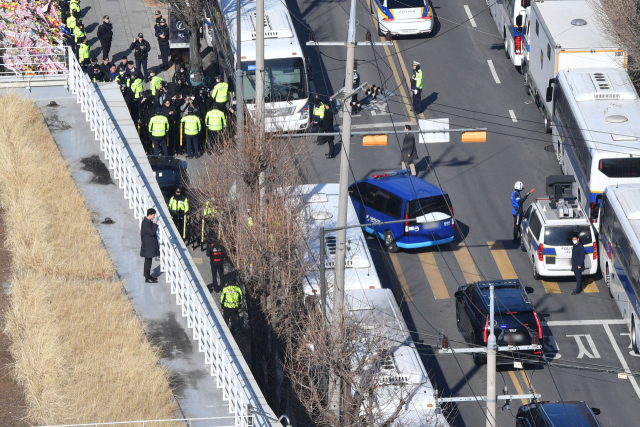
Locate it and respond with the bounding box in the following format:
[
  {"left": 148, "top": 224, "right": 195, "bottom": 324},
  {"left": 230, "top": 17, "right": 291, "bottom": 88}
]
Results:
[
  {"left": 153, "top": 10, "right": 164, "bottom": 34},
  {"left": 571, "top": 233, "right": 586, "bottom": 295},
  {"left": 72, "top": 22, "right": 86, "bottom": 56},
  {"left": 205, "top": 107, "right": 226, "bottom": 151},
  {"left": 181, "top": 107, "right": 201, "bottom": 158},
  {"left": 168, "top": 188, "right": 189, "bottom": 238},
  {"left": 410, "top": 60, "right": 423, "bottom": 114},
  {"left": 130, "top": 72, "right": 144, "bottom": 100},
  {"left": 211, "top": 75, "right": 229, "bottom": 110},
  {"left": 69, "top": 0, "right": 81, "bottom": 19},
  {"left": 206, "top": 238, "right": 226, "bottom": 292},
  {"left": 220, "top": 282, "right": 243, "bottom": 331},
  {"left": 312, "top": 96, "right": 324, "bottom": 132},
  {"left": 156, "top": 18, "right": 170, "bottom": 71},
  {"left": 149, "top": 107, "right": 170, "bottom": 156},
  {"left": 78, "top": 39, "right": 90, "bottom": 64},
  {"left": 321, "top": 102, "right": 335, "bottom": 158},
  {"left": 91, "top": 65, "right": 105, "bottom": 83},
  {"left": 149, "top": 69, "right": 163, "bottom": 96},
  {"left": 130, "top": 33, "right": 151, "bottom": 81},
  {"left": 511, "top": 181, "right": 531, "bottom": 243},
  {"left": 97, "top": 15, "right": 113, "bottom": 59}
]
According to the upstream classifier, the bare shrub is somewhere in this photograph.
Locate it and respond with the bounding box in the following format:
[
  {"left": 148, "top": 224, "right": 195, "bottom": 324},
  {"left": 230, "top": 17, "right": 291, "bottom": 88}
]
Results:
[{"left": 0, "top": 93, "right": 180, "bottom": 426}]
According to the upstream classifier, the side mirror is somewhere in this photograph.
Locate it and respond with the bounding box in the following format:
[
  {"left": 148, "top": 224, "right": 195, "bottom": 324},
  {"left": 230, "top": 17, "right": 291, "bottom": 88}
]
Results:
[
  {"left": 525, "top": 286, "right": 534, "bottom": 294},
  {"left": 591, "top": 408, "right": 601, "bottom": 416},
  {"left": 516, "top": 15, "right": 523, "bottom": 27},
  {"left": 591, "top": 203, "right": 601, "bottom": 222},
  {"left": 454, "top": 291, "right": 463, "bottom": 299},
  {"left": 546, "top": 86, "right": 554, "bottom": 102}
]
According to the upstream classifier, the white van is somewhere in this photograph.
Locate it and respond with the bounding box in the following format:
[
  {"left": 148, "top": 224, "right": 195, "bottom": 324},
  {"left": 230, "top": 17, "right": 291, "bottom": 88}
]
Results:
[{"left": 370, "top": 0, "right": 433, "bottom": 36}]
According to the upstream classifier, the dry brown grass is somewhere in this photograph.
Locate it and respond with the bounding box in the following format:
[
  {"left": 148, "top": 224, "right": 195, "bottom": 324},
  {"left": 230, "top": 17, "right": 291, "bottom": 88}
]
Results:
[{"left": 0, "top": 93, "right": 180, "bottom": 426}]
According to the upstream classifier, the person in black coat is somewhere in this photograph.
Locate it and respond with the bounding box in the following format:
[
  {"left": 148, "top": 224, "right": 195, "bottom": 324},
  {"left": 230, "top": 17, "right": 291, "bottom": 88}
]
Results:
[
  {"left": 401, "top": 125, "right": 418, "bottom": 176},
  {"left": 130, "top": 33, "right": 151, "bottom": 81},
  {"left": 97, "top": 16, "right": 113, "bottom": 59},
  {"left": 571, "top": 233, "right": 586, "bottom": 295},
  {"left": 206, "top": 239, "right": 226, "bottom": 292},
  {"left": 320, "top": 103, "right": 335, "bottom": 158},
  {"left": 156, "top": 18, "right": 170, "bottom": 71},
  {"left": 140, "top": 208, "right": 160, "bottom": 283}
]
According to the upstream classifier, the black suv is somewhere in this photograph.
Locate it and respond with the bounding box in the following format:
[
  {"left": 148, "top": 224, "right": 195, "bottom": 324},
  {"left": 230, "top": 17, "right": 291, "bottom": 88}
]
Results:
[
  {"left": 148, "top": 156, "right": 188, "bottom": 203},
  {"left": 454, "top": 280, "right": 542, "bottom": 365},
  {"left": 516, "top": 401, "right": 601, "bottom": 427}
]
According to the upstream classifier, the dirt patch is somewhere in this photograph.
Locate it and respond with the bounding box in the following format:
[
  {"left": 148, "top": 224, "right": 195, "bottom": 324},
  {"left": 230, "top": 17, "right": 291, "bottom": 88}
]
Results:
[
  {"left": 80, "top": 155, "right": 115, "bottom": 185},
  {"left": 0, "top": 209, "right": 29, "bottom": 427}
]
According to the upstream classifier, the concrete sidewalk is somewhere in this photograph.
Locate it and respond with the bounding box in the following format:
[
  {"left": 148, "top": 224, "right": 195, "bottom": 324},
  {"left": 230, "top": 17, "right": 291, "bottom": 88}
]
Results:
[{"left": 16, "top": 85, "right": 234, "bottom": 427}]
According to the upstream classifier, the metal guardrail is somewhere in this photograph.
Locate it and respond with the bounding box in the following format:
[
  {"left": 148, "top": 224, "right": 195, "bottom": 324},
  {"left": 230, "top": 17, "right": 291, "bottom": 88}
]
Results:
[{"left": 61, "top": 46, "right": 276, "bottom": 427}]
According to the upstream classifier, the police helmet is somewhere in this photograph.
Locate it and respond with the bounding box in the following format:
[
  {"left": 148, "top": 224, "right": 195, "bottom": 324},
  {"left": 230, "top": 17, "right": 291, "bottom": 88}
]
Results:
[{"left": 514, "top": 181, "right": 524, "bottom": 191}]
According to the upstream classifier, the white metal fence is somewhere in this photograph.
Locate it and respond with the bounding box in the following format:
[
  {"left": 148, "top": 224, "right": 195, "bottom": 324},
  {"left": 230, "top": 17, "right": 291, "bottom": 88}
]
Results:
[{"left": 62, "top": 46, "right": 276, "bottom": 427}]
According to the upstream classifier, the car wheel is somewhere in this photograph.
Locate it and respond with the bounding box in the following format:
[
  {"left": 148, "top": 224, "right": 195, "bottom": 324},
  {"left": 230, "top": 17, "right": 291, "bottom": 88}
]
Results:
[
  {"left": 384, "top": 230, "right": 398, "bottom": 253},
  {"left": 606, "top": 265, "right": 613, "bottom": 298},
  {"left": 471, "top": 332, "right": 485, "bottom": 365},
  {"left": 520, "top": 233, "right": 527, "bottom": 252},
  {"left": 632, "top": 320, "right": 639, "bottom": 354},
  {"left": 504, "top": 37, "right": 510, "bottom": 59},
  {"left": 533, "top": 256, "right": 541, "bottom": 280},
  {"left": 544, "top": 110, "right": 552, "bottom": 133}
]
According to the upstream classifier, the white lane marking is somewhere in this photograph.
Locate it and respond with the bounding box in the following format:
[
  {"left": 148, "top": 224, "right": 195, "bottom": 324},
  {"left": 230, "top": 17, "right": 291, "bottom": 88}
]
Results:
[
  {"left": 463, "top": 5, "right": 477, "bottom": 27},
  {"left": 487, "top": 60, "right": 501, "bottom": 84},
  {"left": 509, "top": 110, "right": 517, "bottom": 122},
  {"left": 544, "top": 319, "right": 626, "bottom": 326},
  {"left": 348, "top": 121, "right": 413, "bottom": 129},
  {"left": 603, "top": 323, "right": 640, "bottom": 400},
  {"left": 566, "top": 334, "right": 601, "bottom": 359}
]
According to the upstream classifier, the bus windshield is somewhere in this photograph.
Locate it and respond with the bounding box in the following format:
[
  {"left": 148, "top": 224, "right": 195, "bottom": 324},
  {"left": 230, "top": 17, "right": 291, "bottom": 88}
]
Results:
[{"left": 242, "top": 58, "right": 307, "bottom": 103}]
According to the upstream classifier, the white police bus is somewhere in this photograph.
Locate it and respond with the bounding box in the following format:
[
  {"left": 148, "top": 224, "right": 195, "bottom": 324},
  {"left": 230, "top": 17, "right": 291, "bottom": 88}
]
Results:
[
  {"left": 301, "top": 184, "right": 449, "bottom": 427},
  {"left": 548, "top": 68, "right": 640, "bottom": 228},
  {"left": 205, "top": 0, "right": 310, "bottom": 131},
  {"left": 489, "top": 0, "right": 528, "bottom": 71},
  {"left": 597, "top": 185, "right": 640, "bottom": 352}
]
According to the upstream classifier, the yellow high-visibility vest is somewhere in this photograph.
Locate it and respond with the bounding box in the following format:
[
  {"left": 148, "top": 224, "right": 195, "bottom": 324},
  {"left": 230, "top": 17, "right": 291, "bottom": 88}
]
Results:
[
  {"left": 205, "top": 109, "right": 227, "bottom": 131},
  {"left": 148, "top": 115, "right": 169, "bottom": 137},
  {"left": 211, "top": 82, "right": 229, "bottom": 103}
]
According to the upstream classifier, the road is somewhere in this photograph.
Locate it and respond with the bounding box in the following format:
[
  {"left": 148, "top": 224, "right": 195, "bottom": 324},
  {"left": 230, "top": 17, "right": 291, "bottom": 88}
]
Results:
[{"left": 286, "top": 0, "right": 640, "bottom": 425}]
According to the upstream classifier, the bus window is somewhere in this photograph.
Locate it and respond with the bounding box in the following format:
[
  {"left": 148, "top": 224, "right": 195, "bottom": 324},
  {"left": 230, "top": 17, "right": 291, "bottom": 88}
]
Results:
[{"left": 598, "top": 158, "right": 640, "bottom": 178}]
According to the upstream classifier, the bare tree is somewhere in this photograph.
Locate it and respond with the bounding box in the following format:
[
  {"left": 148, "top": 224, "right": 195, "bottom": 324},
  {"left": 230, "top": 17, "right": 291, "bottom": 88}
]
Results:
[
  {"left": 589, "top": 0, "right": 640, "bottom": 79},
  {"left": 169, "top": 0, "right": 204, "bottom": 71}
]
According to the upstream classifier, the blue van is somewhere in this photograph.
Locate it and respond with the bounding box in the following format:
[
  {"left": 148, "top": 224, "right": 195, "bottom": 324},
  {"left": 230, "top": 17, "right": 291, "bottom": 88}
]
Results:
[{"left": 348, "top": 171, "right": 454, "bottom": 252}]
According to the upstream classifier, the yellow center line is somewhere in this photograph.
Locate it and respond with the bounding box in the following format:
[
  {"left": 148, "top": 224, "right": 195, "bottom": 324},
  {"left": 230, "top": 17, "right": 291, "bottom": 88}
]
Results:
[
  {"left": 452, "top": 241, "right": 481, "bottom": 284},
  {"left": 419, "top": 252, "right": 450, "bottom": 299},
  {"left": 508, "top": 370, "right": 528, "bottom": 405},
  {"left": 393, "top": 40, "right": 425, "bottom": 122},
  {"left": 583, "top": 276, "right": 599, "bottom": 293},
  {"left": 542, "top": 280, "right": 561, "bottom": 294},
  {"left": 367, "top": 12, "right": 416, "bottom": 125},
  {"left": 520, "top": 370, "right": 535, "bottom": 394},
  {"left": 487, "top": 240, "right": 518, "bottom": 280},
  {"left": 389, "top": 253, "right": 414, "bottom": 301}
]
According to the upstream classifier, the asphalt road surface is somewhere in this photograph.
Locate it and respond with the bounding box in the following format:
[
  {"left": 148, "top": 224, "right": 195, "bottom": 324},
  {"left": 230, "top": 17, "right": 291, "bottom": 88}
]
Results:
[{"left": 286, "top": 0, "right": 640, "bottom": 425}]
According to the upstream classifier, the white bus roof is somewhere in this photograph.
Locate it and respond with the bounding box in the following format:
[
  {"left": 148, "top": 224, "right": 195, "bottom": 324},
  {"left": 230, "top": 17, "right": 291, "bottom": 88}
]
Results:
[
  {"left": 345, "top": 289, "right": 448, "bottom": 427},
  {"left": 300, "top": 184, "right": 383, "bottom": 296},
  {"left": 219, "top": 0, "right": 304, "bottom": 62},
  {"left": 533, "top": 1, "right": 620, "bottom": 50},
  {"left": 606, "top": 185, "right": 640, "bottom": 244},
  {"left": 559, "top": 69, "right": 640, "bottom": 153}
]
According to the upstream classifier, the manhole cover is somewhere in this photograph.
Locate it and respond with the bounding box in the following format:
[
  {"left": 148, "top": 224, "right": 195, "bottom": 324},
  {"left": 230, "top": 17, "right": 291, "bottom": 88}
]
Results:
[{"left": 544, "top": 145, "right": 555, "bottom": 152}]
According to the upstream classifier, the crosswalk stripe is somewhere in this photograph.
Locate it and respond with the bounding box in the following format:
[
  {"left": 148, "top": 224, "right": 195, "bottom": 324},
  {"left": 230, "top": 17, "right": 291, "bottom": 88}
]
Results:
[
  {"left": 389, "top": 253, "right": 414, "bottom": 302},
  {"left": 419, "top": 252, "right": 450, "bottom": 299},
  {"left": 542, "top": 280, "right": 561, "bottom": 293},
  {"left": 452, "top": 241, "right": 482, "bottom": 284},
  {"left": 488, "top": 240, "right": 518, "bottom": 280},
  {"left": 583, "top": 276, "right": 599, "bottom": 293}
]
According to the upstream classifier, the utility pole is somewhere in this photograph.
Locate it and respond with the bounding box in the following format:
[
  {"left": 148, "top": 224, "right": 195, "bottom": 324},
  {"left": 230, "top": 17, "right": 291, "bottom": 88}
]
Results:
[
  {"left": 255, "top": 0, "right": 265, "bottom": 133},
  {"left": 486, "top": 282, "right": 497, "bottom": 427},
  {"left": 235, "top": 0, "right": 243, "bottom": 141}
]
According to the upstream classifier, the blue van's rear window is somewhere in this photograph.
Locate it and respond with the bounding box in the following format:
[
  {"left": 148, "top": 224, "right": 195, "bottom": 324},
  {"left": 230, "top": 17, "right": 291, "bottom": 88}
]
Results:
[
  {"left": 386, "top": 0, "right": 425, "bottom": 9},
  {"left": 406, "top": 195, "right": 451, "bottom": 219}
]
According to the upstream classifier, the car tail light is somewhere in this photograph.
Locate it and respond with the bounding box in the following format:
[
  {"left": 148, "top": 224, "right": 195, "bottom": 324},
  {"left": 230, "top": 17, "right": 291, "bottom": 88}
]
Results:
[
  {"left": 538, "top": 243, "right": 544, "bottom": 261},
  {"left": 593, "top": 242, "right": 598, "bottom": 261},
  {"left": 484, "top": 315, "right": 489, "bottom": 343},
  {"left": 515, "top": 36, "right": 522, "bottom": 55},
  {"left": 383, "top": 18, "right": 394, "bottom": 22},
  {"left": 450, "top": 206, "right": 455, "bottom": 229},
  {"left": 404, "top": 213, "right": 409, "bottom": 236},
  {"left": 533, "top": 311, "right": 543, "bottom": 354}
]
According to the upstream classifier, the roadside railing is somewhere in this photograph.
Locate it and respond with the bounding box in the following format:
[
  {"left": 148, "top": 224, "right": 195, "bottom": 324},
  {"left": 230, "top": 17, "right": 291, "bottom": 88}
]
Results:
[
  {"left": 0, "top": 46, "right": 69, "bottom": 88},
  {"left": 64, "top": 46, "right": 276, "bottom": 427}
]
